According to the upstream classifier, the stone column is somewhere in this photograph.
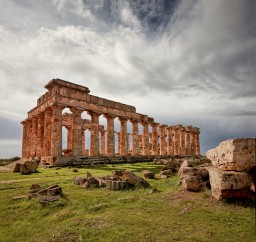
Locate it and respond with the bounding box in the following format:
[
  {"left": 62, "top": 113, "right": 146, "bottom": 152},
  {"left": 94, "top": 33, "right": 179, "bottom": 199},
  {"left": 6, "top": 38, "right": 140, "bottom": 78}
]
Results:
[
  {"left": 141, "top": 122, "right": 150, "bottom": 155},
  {"left": 119, "top": 117, "right": 128, "bottom": 156},
  {"left": 67, "top": 126, "right": 73, "bottom": 150},
  {"left": 150, "top": 122, "right": 159, "bottom": 155},
  {"left": 166, "top": 126, "right": 173, "bottom": 155},
  {"left": 82, "top": 129, "right": 85, "bottom": 155},
  {"left": 172, "top": 126, "right": 179, "bottom": 155},
  {"left": 88, "top": 111, "right": 101, "bottom": 156},
  {"left": 116, "top": 132, "right": 121, "bottom": 155},
  {"left": 21, "top": 120, "right": 28, "bottom": 158},
  {"left": 190, "top": 128, "right": 196, "bottom": 155},
  {"left": 185, "top": 126, "right": 192, "bottom": 155},
  {"left": 194, "top": 127, "right": 200, "bottom": 156},
  {"left": 179, "top": 126, "right": 186, "bottom": 155},
  {"left": 127, "top": 133, "right": 131, "bottom": 154},
  {"left": 131, "top": 119, "right": 139, "bottom": 156},
  {"left": 36, "top": 113, "right": 45, "bottom": 157},
  {"left": 31, "top": 116, "right": 38, "bottom": 157},
  {"left": 43, "top": 108, "right": 52, "bottom": 157},
  {"left": 51, "top": 105, "right": 63, "bottom": 157},
  {"left": 71, "top": 108, "right": 83, "bottom": 156},
  {"left": 159, "top": 125, "right": 167, "bottom": 155},
  {"left": 104, "top": 114, "right": 115, "bottom": 156},
  {"left": 100, "top": 130, "right": 106, "bottom": 155}
]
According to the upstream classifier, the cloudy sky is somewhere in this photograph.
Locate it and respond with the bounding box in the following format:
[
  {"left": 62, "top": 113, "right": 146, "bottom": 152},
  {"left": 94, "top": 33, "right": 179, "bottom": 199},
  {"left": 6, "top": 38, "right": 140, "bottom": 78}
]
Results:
[{"left": 0, "top": 0, "right": 255, "bottom": 157}]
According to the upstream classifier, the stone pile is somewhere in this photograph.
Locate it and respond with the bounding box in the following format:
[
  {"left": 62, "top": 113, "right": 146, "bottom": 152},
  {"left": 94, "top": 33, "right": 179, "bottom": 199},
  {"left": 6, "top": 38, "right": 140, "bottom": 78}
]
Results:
[
  {"left": 73, "top": 170, "right": 150, "bottom": 191},
  {"left": 28, "top": 184, "right": 62, "bottom": 205},
  {"left": 206, "top": 138, "right": 255, "bottom": 200},
  {"left": 13, "top": 160, "right": 40, "bottom": 174}
]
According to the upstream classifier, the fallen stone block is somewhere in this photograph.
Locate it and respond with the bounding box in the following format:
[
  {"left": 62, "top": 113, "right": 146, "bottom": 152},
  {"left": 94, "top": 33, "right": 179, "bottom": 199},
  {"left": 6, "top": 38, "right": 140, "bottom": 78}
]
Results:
[
  {"left": 206, "top": 138, "right": 255, "bottom": 171},
  {"left": 181, "top": 176, "right": 203, "bottom": 192},
  {"left": 40, "top": 196, "right": 58, "bottom": 206},
  {"left": 208, "top": 167, "right": 253, "bottom": 200}
]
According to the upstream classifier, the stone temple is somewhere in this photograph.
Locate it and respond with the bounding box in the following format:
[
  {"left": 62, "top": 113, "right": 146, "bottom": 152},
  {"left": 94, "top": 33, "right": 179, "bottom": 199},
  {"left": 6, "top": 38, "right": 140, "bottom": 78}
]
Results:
[{"left": 21, "top": 79, "right": 200, "bottom": 165}]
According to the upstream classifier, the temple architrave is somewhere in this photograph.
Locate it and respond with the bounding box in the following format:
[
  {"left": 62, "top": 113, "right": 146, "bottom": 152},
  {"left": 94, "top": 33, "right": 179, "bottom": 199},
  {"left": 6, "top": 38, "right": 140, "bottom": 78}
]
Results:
[{"left": 21, "top": 79, "right": 200, "bottom": 165}]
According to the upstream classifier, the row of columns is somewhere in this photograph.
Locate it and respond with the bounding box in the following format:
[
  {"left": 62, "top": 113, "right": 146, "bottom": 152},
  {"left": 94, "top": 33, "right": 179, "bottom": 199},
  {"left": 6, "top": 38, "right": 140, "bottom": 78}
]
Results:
[{"left": 22, "top": 105, "right": 200, "bottom": 159}]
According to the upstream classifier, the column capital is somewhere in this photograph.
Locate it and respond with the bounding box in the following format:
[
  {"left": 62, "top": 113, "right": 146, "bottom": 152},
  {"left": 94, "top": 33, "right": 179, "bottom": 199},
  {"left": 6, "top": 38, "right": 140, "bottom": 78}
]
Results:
[
  {"left": 159, "top": 124, "right": 168, "bottom": 128},
  {"left": 149, "top": 122, "right": 159, "bottom": 127},
  {"left": 70, "top": 107, "right": 83, "bottom": 115},
  {"left": 172, "top": 124, "right": 182, "bottom": 130},
  {"left": 179, "top": 126, "right": 185, "bottom": 131},
  {"left": 118, "top": 116, "right": 129, "bottom": 122},
  {"left": 194, "top": 127, "right": 200, "bottom": 134},
  {"left": 103, "top": 113, "right": 116, "bottom": 119},
  {"left": 88, "top": 110, "right": 101, "bottom": 117},
  {"left": 130, "top": 118, "right": 139, "bottom": 124},
  {"left": 185, "top": 125, "right": 193, "bottom": 132},
  {"left": 51, "top": 104, "right": 64, "bottom": 111}
]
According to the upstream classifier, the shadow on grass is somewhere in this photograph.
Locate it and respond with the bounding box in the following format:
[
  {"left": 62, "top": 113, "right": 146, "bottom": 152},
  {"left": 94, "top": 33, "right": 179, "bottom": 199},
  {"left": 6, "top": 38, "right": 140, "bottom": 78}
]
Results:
[
  {"left": 85, "top": 164, "right": 164, "bottom": 174},
  {"left": 223, "top": 197, "right": 256, "bottom": 208}
]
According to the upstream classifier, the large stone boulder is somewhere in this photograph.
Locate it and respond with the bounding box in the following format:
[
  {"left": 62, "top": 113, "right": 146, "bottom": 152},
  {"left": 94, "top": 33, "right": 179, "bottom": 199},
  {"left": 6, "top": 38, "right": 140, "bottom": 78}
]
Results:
[
  {"left": 120, "top": 170, "right": 150, "bottom": 188},
  {"left": 206, "top": 138, "right": 255, "bottom": 171},
  {"left": 208, "top": 167, "right": 253, "bottom": 200},
  {"left": 178, "top": 160, "right": 210, "bottom": 192},
  {"left": 13, "top": 160, "right": 40, "bottom": 174}
]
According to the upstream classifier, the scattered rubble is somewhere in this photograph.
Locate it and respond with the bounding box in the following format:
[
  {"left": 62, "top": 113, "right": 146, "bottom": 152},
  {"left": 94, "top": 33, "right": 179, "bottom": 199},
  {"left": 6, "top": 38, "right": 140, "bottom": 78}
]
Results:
[
  {"left": 73, "top": 170, "right": 150, "bottom": 191},
  {"left": 28, "top": 184, "right": 63, "bottom": 205}
]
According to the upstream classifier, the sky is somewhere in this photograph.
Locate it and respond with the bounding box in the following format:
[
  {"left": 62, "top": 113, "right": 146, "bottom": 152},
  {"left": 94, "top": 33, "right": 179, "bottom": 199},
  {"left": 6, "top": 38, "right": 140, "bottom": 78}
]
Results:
[{"left": 0, "top": 0, "right": 256, "bottom": 158}]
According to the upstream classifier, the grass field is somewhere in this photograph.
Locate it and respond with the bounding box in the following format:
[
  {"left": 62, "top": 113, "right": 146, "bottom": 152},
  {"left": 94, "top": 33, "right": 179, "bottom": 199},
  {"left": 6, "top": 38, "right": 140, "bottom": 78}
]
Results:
[{"left": 0, "top": 162, "right": 255, "bottom": 242}]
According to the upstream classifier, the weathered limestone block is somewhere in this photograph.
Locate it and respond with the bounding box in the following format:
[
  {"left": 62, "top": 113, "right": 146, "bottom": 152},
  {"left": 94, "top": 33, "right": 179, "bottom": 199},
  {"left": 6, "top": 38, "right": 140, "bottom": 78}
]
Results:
[
  {"left": 73, "top": 176, "right": 87, "bottom": 185},
  {"left": 178, "top": 167, "right": 209, "bottom": 181},
  {"left": 105, "top": 180, "right": 128, "bottom": 190},
  {"left": 121, "top": 170, "right": 150, "bottom": 188},
  {"left": 178, "top": 160, "right": 210, "bottom": 191},
  {"left": 206, "top": 138, "right": 255, "bottom": 171},
  {"left": 182, "top": 176, "right": 203, "bottom": 192},
  {"left": 208, "top": 167, "right": 252, "bottom": 200}
]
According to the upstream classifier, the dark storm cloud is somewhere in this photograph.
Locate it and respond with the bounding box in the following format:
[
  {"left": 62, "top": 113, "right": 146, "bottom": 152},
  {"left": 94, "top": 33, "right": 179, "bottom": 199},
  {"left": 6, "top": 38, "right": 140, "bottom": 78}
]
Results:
[{"left": 0, "top": 0, "right": 255, "bottom": 156}]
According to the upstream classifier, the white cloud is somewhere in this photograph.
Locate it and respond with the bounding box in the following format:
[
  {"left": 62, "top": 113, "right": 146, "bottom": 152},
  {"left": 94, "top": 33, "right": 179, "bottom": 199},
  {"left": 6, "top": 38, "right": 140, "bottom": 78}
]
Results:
[{"left": 0, "top": 0, "right": 255, "bottom": 157}]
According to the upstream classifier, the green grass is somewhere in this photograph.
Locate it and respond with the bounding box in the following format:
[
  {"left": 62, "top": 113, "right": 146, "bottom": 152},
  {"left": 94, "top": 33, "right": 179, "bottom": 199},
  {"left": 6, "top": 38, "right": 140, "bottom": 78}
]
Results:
[{"left": 0, "top": 162, "right": 255, "bottom": 242}]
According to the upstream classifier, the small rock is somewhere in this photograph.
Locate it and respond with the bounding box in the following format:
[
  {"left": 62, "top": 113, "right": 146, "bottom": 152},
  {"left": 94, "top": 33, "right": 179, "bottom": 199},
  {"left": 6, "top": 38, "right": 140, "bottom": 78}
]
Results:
[
  {"left": 159, "top": 174, "right": 168, "bottom": 179},
  {"left": 159, "top": 170, "right": 172, "bottom": 177},
  {"left": 13, "top": 195, "right": 27, "bottom": 200},
  {"left": 40, "top": 196, "right": 58, "bottom": 206},
  {"left": 142, "top": 170, "right": 155, "bottom": 179},
  {"left": 73, "top": 176, "right": 87, "bottom": 185}
]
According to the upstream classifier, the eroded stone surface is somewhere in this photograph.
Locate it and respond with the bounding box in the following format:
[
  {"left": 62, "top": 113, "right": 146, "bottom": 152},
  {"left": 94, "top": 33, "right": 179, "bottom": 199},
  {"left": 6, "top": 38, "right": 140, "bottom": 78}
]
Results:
[
  {"left": 206, "top": 138, "right": 255, "bottom": 171},
  {"left": 207, "top": 167, "right": 252, "bottom": 200}
]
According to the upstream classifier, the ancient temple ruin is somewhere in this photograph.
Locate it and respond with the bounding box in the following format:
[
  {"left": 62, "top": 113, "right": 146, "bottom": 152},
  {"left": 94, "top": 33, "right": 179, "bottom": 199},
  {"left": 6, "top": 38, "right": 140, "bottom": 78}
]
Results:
[{"left": 21, "top": 79, "right": 200, "bottom": 165}]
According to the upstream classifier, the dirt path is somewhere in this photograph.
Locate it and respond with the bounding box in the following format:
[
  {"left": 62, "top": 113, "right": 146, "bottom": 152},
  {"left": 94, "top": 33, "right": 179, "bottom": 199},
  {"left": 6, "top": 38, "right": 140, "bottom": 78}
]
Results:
[{"left": 0, "top": 177, "right": 42, "bottom": 184}]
